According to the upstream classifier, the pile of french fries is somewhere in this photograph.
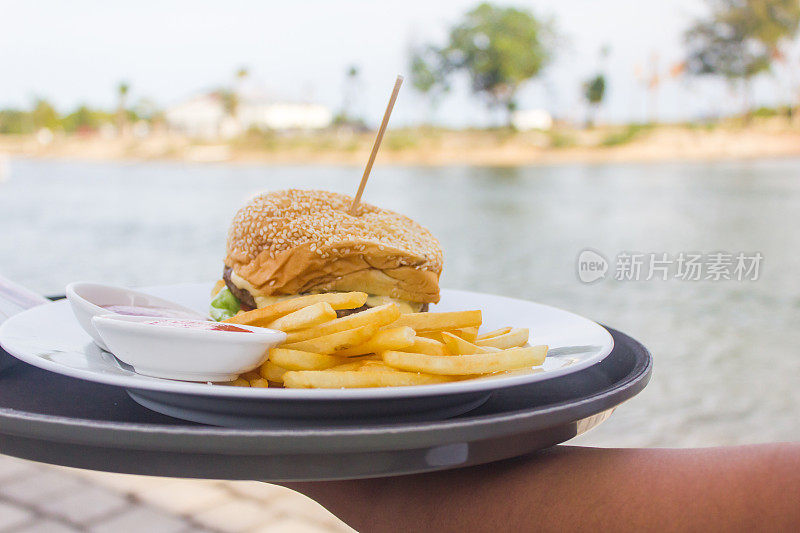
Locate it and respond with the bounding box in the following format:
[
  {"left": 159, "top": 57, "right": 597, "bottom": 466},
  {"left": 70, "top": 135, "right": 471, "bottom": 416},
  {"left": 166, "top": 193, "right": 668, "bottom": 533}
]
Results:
[{"left": 220, "top": 291, "right": 547, "bottom": 388}]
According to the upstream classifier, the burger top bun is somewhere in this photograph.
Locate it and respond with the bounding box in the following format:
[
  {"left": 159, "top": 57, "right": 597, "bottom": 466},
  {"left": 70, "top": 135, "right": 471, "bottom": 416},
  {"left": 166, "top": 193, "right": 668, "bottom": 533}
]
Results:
[{"left": 225, "top": 189, "right": 443, "bottom": 304}]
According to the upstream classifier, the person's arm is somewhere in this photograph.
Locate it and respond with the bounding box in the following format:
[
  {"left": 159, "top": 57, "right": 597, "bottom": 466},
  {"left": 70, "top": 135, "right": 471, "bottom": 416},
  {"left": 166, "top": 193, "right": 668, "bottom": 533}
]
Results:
[{"left": 283, "top": 443, "right": 800, "bottom": 532}]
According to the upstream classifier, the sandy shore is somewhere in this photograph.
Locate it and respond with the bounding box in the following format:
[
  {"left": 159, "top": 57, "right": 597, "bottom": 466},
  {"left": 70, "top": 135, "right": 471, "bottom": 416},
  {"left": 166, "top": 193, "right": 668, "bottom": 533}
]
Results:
[{"left": 2, "top": 122, "right": 800, "bottom": 166}]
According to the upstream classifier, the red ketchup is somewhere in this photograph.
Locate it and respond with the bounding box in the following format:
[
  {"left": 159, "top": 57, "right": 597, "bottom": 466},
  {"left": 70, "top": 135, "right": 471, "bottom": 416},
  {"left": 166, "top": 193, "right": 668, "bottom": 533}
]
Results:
[{"left": 142, "top": 319, "right": 252, "bottom": 333}]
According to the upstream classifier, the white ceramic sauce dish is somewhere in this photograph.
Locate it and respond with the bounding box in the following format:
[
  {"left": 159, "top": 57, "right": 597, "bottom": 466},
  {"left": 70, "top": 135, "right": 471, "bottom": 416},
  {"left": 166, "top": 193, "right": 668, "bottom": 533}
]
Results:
[
  {"left": 91, "top": 315, "right": 286, "bottom": 382},
  {"left": 66, "top": 282, "right": 207, "bottom": 350}
]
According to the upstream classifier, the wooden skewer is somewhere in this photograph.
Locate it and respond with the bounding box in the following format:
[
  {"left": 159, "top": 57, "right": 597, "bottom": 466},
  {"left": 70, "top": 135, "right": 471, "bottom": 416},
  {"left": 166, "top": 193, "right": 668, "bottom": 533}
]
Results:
[{"left": 349, "top": 75, "right": 404, "bottom": 216}]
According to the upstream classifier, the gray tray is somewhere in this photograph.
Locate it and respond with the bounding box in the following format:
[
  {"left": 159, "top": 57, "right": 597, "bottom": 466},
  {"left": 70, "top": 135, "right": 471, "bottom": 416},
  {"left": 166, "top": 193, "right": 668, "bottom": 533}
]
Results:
[{"left": 0, "top": 327, "right": 651, "bottom": 481}]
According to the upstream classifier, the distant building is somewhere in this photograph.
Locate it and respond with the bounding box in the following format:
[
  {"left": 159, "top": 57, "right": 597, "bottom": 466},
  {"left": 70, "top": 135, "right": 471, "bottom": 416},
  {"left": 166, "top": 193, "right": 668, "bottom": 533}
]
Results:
[
  {"left": 511, "top": 109, "right": 553, "bottom": 131},
  {"left": 164, "top": 91, "right": 333, "bottom": 139},
  {"left": 164, "top": 93, "right": 236, "bottom": 139},
  {"left": 238, "top": 101, "right": 333, "bottom": 132}
]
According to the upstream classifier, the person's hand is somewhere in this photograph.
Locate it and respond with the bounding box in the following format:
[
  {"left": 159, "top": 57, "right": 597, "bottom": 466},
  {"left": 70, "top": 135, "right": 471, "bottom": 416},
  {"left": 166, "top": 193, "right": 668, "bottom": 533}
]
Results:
[{"left": 282, "top": 443, "right": 800, "bottom": 532}]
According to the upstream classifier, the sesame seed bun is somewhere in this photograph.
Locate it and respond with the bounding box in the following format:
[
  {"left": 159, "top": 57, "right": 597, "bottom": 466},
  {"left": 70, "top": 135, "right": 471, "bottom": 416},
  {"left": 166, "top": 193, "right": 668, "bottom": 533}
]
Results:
[{"left": 224, "top": 189, "right": 443, "bottom": 304}]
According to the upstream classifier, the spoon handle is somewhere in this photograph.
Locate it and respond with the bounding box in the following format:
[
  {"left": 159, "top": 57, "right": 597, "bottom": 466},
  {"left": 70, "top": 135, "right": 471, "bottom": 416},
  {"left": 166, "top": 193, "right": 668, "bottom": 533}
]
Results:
[
  {"left": 0, "top": 274, "right": 50, "bottom": 323},
  {"left": 0, "top": 274, "right": 50, "bottom": 373}
]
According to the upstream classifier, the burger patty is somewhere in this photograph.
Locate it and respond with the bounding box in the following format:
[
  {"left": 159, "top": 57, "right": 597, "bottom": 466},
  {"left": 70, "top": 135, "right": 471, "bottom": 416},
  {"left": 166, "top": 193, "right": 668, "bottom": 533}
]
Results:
[
  {"left": 223, "top": 266, "right": 429, "bottom": 315},
  {"left": 223, "top": 266, "right": 257, "bottom": 311},
  {"left": 335, "top": 304, "right": 370, "bottom": 318},
  {"left": 336, "top": 302, "right": 428, "bottom": 317}
]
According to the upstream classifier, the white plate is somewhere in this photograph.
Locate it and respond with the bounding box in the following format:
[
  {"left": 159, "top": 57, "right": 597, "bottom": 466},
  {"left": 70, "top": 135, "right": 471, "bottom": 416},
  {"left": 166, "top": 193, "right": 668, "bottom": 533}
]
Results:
[{"left": 0, "top": 284, "right": 613, "bottom": 426}]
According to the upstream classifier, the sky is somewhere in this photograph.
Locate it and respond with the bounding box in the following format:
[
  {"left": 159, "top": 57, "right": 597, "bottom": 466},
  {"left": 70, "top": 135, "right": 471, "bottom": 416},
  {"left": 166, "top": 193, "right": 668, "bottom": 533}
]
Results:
[{"left": 2, "top": 0, "right": 799, "bottom": 126}]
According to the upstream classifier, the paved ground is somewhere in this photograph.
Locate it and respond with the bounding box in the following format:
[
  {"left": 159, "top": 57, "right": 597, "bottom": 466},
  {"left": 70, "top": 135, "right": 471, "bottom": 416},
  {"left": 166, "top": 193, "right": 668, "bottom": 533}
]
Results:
[{"left": 0, "top": 454, "right": 353, "bottom": 533}]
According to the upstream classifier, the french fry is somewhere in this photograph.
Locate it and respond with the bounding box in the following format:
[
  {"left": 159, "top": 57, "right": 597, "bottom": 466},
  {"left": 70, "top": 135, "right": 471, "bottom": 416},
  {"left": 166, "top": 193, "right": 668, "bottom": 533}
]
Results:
[
  {"left": 449, "top": 326, "right": 479, "bottom": 343},
  {"left": 441, "top": 331, "right": 494, "bottom": 355},
  {"left": 330, "top": 360, "right": 368, "bottom": 372},
  {"left": 214, "top": 284, "right": 542, "bottom": 389},
  {"left": 268, "top": 348, "right": 344, "bottom": 371},
  {"left": 266, "top": 302, "right": 336, "bottom": 331},
  {"left": 396, "top": 336, "right": 448, "bottom": 356},
  {"left": 282, "top": 324, "right": 378, "bottom": 354},
  {"left": 467, "top": 367, "right": 545, "bottom": 381},
  {"left": 259, "top": 360, "right": 289, "bottom": 383},
  {"left": 381, "top": 345, "right": 548, "bottom": 375},
  {"left": 357, "top": 361, "right": 400, "bottom": 372},
  {"left": 416, "top": 331, "right": 445, "bottom": 342},
  {"left": 475, "top": 328, "right": 529, "bottom": 350},
  {"left": 490, "top": 367, "right": 545, "bottom": 378},
  {"left": 211, "top": 279, "right": 226, "bottom": 297},
  {"left": 224, "top": 292, "right": 368, "bottom": 326},
  {"left": 282, "top": 369, "right": 454, "bottom": 388},
  {"left": 240, "top": 370, "right": 262, "bottom": 381},
  {"left": 389, "top": 310, "right": 482, "bottom": 332},
  {"left": 476, "top": 327, "right": 512, "bottom": 341},
  {"left": 333, "top": 327, "right": 416, "bottom": 357},
  {"left": 328, "top": 355, "right": 380, "bottom": 371},
  {"left": 250, "top": 378, "right": 270, "bottom": 387},
  {"left": 284, "top": 304, "right": 401, "bottom": 343},
  {"left": 416, "top": 328, "right": 480, "bottom": 345}
]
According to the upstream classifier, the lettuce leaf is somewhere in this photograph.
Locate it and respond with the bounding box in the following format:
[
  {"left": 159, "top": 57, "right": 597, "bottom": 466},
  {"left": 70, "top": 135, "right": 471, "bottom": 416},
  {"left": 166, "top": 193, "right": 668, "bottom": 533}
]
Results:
[{"left": 209, "top": 287, "right": 241, "bottom": 321}]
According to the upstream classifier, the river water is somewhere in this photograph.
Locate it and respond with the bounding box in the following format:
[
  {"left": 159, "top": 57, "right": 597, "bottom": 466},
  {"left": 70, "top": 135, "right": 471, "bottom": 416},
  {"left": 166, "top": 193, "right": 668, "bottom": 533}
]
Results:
[{"left": 1, "top": 157, "right": 798, "bottom": 447}]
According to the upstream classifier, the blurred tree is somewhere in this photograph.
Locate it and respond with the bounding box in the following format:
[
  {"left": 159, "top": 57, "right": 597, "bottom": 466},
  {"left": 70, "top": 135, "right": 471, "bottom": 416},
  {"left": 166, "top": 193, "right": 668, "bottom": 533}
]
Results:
[
  {"left": 235, "top": 66, "right": 249, "bottom": 95},
  {"left": 336, "top": 65, "right": 364, "bottom": 127},
  {"left": 62, "top": 105, "right": 96, "bottom": 133},
  {"left": 213, "top": 68, "right": 250, "bottom": 123},
  {"left": 31, "top": 98, "right": 60, "bottom": 130},
  {"left": 411, "top": 3, "right": 554, "bottom": 127},
  {"left": 219, "top": 89, "right": 238, "bottom": 117},
  {"left": 582, "top": 46, "right": 610, "bottom": 127},
  {"left": 583, "top": 74, "right": 606, "bottom": 127},
  {"left": 685, "top": 0, "right": 800, "bottom": 117},
  {"left": 0, "top": 110, "right": 30, "bottom": 134},
  {"left": 409, "top": 45, "right": 450, "bottom": 124},
  {"left": 61, "top": 105, "right": 114, "bottom": 133},
  {"left": 116, "top": 81, "right": 130, "bottom": 134}
]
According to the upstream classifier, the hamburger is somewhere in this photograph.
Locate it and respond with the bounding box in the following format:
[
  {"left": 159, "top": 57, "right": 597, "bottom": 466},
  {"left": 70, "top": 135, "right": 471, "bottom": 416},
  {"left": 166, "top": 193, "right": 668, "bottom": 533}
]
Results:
[{"left": 210, "top": 189, "right": 443, "bottom": 321}]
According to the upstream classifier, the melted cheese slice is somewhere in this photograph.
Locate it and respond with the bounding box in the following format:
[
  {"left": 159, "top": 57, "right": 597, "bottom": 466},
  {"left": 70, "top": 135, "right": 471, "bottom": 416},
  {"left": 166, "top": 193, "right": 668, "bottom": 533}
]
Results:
[{"left": 364, "top": 295, "right": 422, "bottom": 314}]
